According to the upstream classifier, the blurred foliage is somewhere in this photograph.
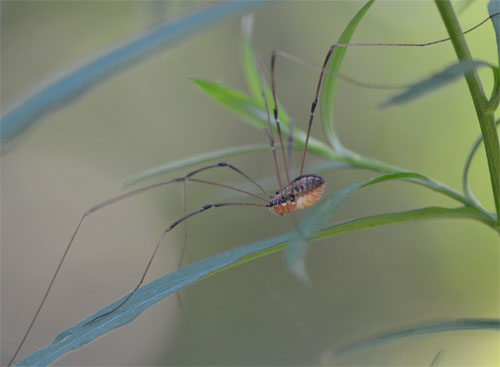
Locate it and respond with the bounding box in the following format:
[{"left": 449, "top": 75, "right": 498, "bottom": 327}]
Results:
[{"left": 2, "top": 1, "right": 499, "bottom": 366}]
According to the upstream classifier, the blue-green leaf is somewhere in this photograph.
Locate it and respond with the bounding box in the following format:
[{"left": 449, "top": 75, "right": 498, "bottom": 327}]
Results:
[
  {"left": 17, "top": 205, "right": 486, "bottom": 366},
  {"left": 382, "top": 60, "right": 492, "bottom": 107},
  {"left": 0, "top": 1, "right": 263, "bottom": 152},
  {"left": 327, "top": 318, "right": 499, "bottom": 361},
  {"left": 123, "top": 144, "right": 270, "bottom": 187},
  {"left": 286, "top": 172, "right": 429, "bottom": 283}
]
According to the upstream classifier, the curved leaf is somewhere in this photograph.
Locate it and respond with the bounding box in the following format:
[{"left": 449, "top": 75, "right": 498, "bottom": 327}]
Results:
[
  {"left": 240, "top": 14, "right": 292, "bottom": 129},
  {"left": 320, "top": 0, "right": 375, "bottom": 153},
  {"left": 381, "top": 60, "right": 493, "bottom": 107},
  {"left": 191, "top": 78, "right": 336, "bottom": 160},
  {"left": 241, "top": 14, "right": 263, "bottom": 100},
  {"left": 327, "top": 318, "right": 499, "bottom": 361},
  {"left": 286, "top": 172, "right": 428, "bottom": 282},
  {"left": 123, "top": 144, "right": 270, "bottom": 187},
  {"left": 16, "top": 206, "right": 484, "bottom": 366},
  {"left": 0, "top": 1, "right": 263, "bottom": 152},
  {"left": 462, "top": 118, "right": 500, "bottom": 203}
]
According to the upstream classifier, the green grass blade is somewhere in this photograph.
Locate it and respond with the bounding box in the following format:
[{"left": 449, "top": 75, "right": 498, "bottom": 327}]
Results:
[
  {"left": 17, "top": 206, "right": 485, "bottom": 366},
  {"left": 315, "top": 206, "right": 491, "bottom": 240},
  {"left": 240, "top": 15, "right": 292, "bottom": 126},
  {"left": 381, "top": 60, "right": 492, "bottom": 107},
  {"left": 320, "top": 0, "right": 374, "bottom": 153},
  {"left": 191, "top": 78, "right": 272, "bottom": 130},
  {"left": 489, "top": 0, "right": 500, "bottom": 65},
  {"left": 328, "top": 318, "right": 499, "bottom": 360},
  {"left": 286, "top": 172, "right": 436, "bottom": 283},
  {"left": 241, "top": 14, "right": 267, "bottom": 101},
  {"left": 0, "top": 1, "right": 263, "bottom": 153},
  {"left": 123, "top": 144, "right": 270, "bottom": 187},
  {"left": 191, "top": 78, "right": 336, "bottom": 160}
]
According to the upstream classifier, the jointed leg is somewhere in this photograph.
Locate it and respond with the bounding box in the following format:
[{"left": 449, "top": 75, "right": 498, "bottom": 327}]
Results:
[
  {"left": 260, "top": 83, "right": 283, "bottom": 192},
  {"left": 8, "top": 161, "right": 269, "bottom": 365},
  {"left": 271, "top": 51, "right": 291, "bottom": 186},
  {"left": 270, "top": 12, "right": 500, "bottom": 176},
  {"left": 86, "top": 201, "right": 266, "bottom": 325}
]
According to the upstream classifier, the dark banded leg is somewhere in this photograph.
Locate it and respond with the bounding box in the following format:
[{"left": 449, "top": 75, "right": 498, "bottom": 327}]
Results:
[
  {"left": 260, "top": 85, "right": 283, "bottom": 191},
  {"left": 298, "top": 43, "right": 335, "bottom": 176},
  {"left": 86, "top": 201, "right": 266, "bottom": 325},
  {"left": 271, "top": 50, "right": 291, "bottom": 186},
  {"left": 7, "top": 161, "right": 268, "bottom": 366}
]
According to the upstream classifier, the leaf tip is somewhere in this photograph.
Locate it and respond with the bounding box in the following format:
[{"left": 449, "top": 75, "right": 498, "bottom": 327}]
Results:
[{"left": 241, "top": 13, "right": 254, "bottom": 38}]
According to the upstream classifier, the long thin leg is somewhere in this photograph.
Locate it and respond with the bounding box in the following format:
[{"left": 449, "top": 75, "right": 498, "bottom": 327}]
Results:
[
  {"left": 293, "top": 11, "right": 500, "bottom": 176},
  {"left": 287, "top": 117, "right": 296, "bottom": 174},
  {"left": 271, "top": 51, "right": 291, "bottom": 186},
  {"left": 7, "top": 161, "right": 268, "bottom": 366},
  {"left": 176, "top": 180, "right": 188, "bottom": 308},
  {"left": 86, "top": 201, "right": 266, "bottom": 325},
  {"left": 273, "top": 49, "right": 406, "bottom": 90},
  {"left": 260, "top": 85, "right": 283, "bottom": 191},
  {"left": 298, "top": 43, "right": 335, "bottom": 176},
  {"left": 332, "top": 11, "right": 499, "bottom": 49}
]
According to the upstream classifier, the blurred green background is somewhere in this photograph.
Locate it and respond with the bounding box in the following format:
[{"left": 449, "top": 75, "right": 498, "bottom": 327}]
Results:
[{"left": 1, "top": 1, "right": 498, "bottom": 365}]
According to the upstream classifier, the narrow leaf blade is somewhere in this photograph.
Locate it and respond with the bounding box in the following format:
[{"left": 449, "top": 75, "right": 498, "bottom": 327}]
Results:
[
  {"left": 17, "top": 206, "right": 486, "bottom": 366},
  {"left": 241, "top": 14, "right": 266, "bottom": 101},
  {"left": 320, "top": 0, "right": 375, "bottom": 152},
  {"left": 191, "top": 78, "right": 336, "bottom": 160},
  {"left": 382, "top": 60, "right": 491, "bottom": 107},
  {"left": 123, "top": 144, "right": 270, "bottom": 187},
  {"left": 329, "top": 318, "right": 500, "bottom": 360},
  {"left": 0, "top": 1, "right": 263, "bottom": 153},
  {"left": 286, "top": 172, "right": 431, "bottom": 282},
  {"left": 240, "top": 14, "right": 292, "bottom": 127}
]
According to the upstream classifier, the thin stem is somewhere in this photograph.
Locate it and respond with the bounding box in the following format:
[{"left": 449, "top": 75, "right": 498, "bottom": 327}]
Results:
[
  {"left": 337, "top": 152, "right": 496, "bottom": 224},
  {"left": 435, "top": 0, "right": 500, "bottom": 224}
]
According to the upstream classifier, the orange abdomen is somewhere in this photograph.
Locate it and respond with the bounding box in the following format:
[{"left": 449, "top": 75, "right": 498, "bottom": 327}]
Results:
[{"left": 268, "top": 174, "right": 325, "bottom": 216}]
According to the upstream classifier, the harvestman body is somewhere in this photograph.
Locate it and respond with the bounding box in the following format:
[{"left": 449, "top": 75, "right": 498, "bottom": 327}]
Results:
[{"left": 8, "top": 11, "right": 498, "bottom": 365}]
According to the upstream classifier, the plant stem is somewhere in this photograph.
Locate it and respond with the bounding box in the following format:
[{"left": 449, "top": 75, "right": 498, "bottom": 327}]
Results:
[
  {"left": 435, "top": 0, "right": 500, "bottom": 225},
  {"left": 338, "top": 150, "right": 497, "bottom": 225}
]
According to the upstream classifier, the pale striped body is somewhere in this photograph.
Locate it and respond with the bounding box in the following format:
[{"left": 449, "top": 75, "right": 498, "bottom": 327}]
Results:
[{"left": 267, "top": 174, "right": 325, "bottom": 216}]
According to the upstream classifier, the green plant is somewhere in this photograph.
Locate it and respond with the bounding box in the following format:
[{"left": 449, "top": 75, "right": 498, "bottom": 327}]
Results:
[{"left": 9, "top": 1, "right": 499, "bottom": 365}]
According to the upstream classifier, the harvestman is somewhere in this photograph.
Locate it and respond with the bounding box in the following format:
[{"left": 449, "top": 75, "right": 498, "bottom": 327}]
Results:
[{"left": 8, "top": 12, "right": 499, "bottom": 365}]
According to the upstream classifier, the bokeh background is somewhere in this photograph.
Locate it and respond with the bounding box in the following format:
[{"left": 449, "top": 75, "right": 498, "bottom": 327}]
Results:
[{"left": 1, "top": 1, "right": 499, "bottom": 365}]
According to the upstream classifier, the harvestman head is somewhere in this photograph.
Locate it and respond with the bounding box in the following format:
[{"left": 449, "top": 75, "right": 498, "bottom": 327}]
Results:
[{"left": 8, "top": 11, "right": 499, "bottom": 365}]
